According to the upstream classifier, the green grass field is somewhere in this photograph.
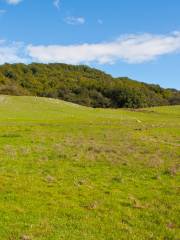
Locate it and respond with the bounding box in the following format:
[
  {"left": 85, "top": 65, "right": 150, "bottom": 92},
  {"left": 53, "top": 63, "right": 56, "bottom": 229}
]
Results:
[{"left": 0, "top": 95, "right": 179, "bottom": 240}]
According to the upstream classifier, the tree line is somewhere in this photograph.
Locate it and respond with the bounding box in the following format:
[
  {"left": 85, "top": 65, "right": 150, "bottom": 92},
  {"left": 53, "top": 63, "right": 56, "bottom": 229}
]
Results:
[{"left": 0, "top": 63, "right": 179, "bottom": 108}]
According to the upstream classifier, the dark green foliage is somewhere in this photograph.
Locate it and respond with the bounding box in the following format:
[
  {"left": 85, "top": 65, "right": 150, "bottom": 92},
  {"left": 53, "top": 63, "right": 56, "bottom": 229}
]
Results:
[{"left": 0, "top": 63, "right": 179, "bottom": 108}]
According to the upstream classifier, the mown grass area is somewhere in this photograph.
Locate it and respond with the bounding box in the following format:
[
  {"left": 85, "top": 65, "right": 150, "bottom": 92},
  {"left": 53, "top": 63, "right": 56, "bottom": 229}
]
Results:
[{"left": 0, "top": 95, "right": 179, "bottom": 240}]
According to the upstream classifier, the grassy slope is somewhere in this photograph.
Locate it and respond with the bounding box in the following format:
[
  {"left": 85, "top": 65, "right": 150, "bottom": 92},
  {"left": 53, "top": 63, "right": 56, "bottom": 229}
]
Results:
[{"left": 0, "top": 95, "right": 179, "bottom": 240}]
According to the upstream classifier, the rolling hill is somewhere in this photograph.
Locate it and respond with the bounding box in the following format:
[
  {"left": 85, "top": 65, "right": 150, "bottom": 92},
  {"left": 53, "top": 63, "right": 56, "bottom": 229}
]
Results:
[
  {"left": 0, "top": 95, "right": 179, "bottom": 240},
  {"left": 0, "top": 63, "right": 180, "bottom": 108}
]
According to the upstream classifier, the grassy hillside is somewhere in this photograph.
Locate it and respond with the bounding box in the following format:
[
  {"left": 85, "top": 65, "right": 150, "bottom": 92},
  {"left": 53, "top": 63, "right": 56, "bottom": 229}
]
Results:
[
  {"left": 0, "top": 95, "right": 179, "bottom": 240},
  {"left": 0, "top": 63, "right": 180, "bottom": 108}
]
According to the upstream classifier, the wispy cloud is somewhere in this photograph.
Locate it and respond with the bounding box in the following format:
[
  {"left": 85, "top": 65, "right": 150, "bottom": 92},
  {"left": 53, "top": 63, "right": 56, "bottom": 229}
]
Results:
[
  {"left": 1, "top": 32, "right": 180, "bottom": 65},
  {"left": 53, "top": 0, "right": 60, "bottom": 9},
  {"left": 0, "top": 9, "right": 6, "bottom": 14},
  {"left": 5, "top": 0, "right": 22, "bottom": 5},
  {"left": 64, "top": 16, "right": 85, "bottom": 25},
  {"left": 26, "top": 32, "right": 180, "bottom": 64},
  {"left": 0, "top": 40, "right": 28, "bottom": 64},
  {"left": 97, "top": 19, "right": 103, "bottom": 25}
]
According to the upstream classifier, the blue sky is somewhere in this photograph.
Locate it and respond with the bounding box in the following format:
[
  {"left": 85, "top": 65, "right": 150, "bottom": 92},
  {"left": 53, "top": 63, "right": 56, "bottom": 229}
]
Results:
[{"left": 0, "top": 0, "right": 180, "bottom": 89}]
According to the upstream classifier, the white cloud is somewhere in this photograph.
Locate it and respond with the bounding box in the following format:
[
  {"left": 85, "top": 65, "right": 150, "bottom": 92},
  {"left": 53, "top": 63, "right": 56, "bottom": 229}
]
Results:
[
  {"left": 1, "top": 32, "right": 180, "bottom": 65},
  {"left": 5, "top": 0, "right": 22, "bottom": 5},
  {"left": 53, "top": 0, "right": 60, "bottom": 9},
  {"left": 26, "top": 32, "right": 180, "bottom": 64},
  {"left": 0, "top": 40, "right": 28, "bottom": 64},
  {"left": 64, "top": 16, "right": 85, "bottom": 25}
]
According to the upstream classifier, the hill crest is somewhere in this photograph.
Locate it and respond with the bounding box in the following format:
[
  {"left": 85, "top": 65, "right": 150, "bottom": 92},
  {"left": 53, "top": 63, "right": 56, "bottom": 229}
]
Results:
[{"left": 0, "top": 63, "right": 179, "bottom": 108}]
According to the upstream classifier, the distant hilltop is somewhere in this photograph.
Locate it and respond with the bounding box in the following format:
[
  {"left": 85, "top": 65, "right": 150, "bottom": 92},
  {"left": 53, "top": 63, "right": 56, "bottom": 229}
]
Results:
[{"left": 0, "top": 63, "right": 179, "bottom": 108}]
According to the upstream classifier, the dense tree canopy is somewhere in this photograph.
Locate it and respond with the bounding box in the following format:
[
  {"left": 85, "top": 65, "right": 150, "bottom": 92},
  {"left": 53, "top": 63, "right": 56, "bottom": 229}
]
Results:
[{"left": 0, "top": 63, "right": 179, "bottom": 108}]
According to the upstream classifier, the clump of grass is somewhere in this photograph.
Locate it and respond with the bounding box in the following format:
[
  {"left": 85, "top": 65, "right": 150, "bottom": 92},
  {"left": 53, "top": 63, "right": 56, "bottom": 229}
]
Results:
[
  {"left": 164, "top": 165, "right": 179, "bottom": 176},
  {"left": 112, "top": 175, "right": 123, "bottom": 183},
  {"left": 166, "top": 222, "right": 177, "bottom": 229},
  {"left": 1, "top": 133, "right": 21, "bottom": 138},
  {"left": 3, "top": 144, "right": 17, "bottom": 158},
  {"left": 148, "top": 156, "right": 164, "bottom": 168},
  {"left": 20, "top": 235, "right": 32, "bottom": 240},
  {"left": 84, "top": 201, "right": 99, "bottom": 210},
  {"left": 45, "top": 175, "right": 56, "bottom": 183},
  {"left": 74, "top": 178, "right": 87, "bottom": 186},
  {"left": 129, "top": 196, "right": 147, "bottom": 209},
  {"left": 87, "top": 145, "right": 102, "bottom": 154},
  {"left": 19, "top": 146, "right": 31, "bottom": 156}
]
